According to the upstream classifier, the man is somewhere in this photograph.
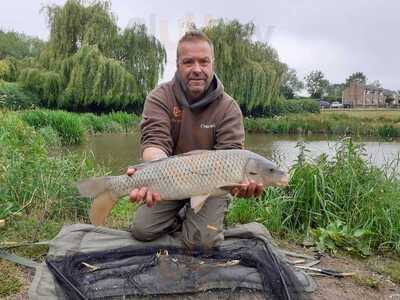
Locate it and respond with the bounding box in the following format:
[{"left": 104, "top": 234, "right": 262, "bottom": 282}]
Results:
[{"left": 128, "top": 31, "right": 263, "bottom": 249}]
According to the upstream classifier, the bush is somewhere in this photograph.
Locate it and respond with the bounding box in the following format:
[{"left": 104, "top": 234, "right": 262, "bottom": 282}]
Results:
[
  {"left": 18, "top": 68, "right": 63, "bottom": 107},
  {"left": 20, "top": 110, "right": 85, "bottom": 145},
  {"left": 0, "top": 81, "right": 39, "bottom": 109}
]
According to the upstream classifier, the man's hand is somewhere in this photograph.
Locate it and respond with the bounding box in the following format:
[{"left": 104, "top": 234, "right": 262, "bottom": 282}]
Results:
[
  {"left": 230, "top": 180, "right": 264, "bottom": 198},
  {"left": 126, "top": 167, "right": 161, "bottom": 207}
]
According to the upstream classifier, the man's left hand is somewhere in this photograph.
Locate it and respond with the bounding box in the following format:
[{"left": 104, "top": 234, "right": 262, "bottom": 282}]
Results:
[{"left": 230, "top": 180, "right": 264, "bottom": 198}]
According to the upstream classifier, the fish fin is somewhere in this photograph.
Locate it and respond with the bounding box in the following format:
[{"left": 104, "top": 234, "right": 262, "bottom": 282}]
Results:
[
  {"left": 76, "top": 177, "right": 111, "bottom": 198},
  {"left": 218, "top": 183, "right": 248, "bottom": 191},
  {"left": 89, "top": 191, "right": 118, "bottom": 226},
  {"left": 190, "top": 194, "right": 210, "bottom": 214}
]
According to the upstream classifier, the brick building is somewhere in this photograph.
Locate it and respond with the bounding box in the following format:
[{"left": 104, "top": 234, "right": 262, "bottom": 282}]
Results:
[{"left": 342, "top": 82, "right": 399, "bottom": 107}]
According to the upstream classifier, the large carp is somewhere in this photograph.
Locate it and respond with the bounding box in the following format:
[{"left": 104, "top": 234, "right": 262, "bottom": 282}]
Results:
[{"left": 77, "top": 149, "right": 288, "bottom": 225}]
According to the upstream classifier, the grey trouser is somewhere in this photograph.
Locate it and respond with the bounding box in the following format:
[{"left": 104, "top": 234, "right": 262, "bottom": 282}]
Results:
[{"left": 130, "top": 195, "right": 229, "bottom": 249}]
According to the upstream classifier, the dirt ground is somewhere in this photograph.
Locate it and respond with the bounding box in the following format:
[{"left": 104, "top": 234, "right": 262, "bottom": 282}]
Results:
[{"left": 3, "top": 246, "right": 400, "bottom": 300}]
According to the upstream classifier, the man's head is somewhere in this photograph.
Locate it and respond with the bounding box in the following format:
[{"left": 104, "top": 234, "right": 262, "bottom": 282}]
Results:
[{"left": 176, "top": 31, "right": 214, "bottom": 101}]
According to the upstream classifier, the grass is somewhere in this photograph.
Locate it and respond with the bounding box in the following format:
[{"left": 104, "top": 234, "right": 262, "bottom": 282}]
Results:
[
  {"left": 0, "top": 260, "right": 24, "bottom": 298},
  {"left": 368, "top": 257, "right": 400, "bottom": 284},
  {"left": 0, "top": 110, "right": 103, "bottom": 221},
  {"left": 245, "top": 110, "right": 400, "bottom": 138},
  {"left": 19, "top": 109, "right": 141, "bottom": 145},
  {"left": 227, "top": 138, "right": 400, "bottom": 256}
]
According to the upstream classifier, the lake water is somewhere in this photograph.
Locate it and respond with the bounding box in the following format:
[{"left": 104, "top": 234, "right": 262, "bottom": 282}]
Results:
[{"left": 70, "top": 132, "right": 400, "bottom": 175}]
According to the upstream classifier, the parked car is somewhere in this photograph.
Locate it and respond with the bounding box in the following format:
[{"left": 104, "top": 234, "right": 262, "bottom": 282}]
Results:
[
  {"left": 319, "top": 100, "right": 331, "bottom": 108},
  {"left": 330, "top": 101, "right": 344, "bottom": 108}
]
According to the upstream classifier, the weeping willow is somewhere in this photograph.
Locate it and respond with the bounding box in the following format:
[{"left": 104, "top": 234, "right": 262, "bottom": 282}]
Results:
[
  {"left": 17, "top": 0, "right": 166, "bottom": 112},
  {"left": 18, "top": 68, "right": 63, "bottom": 107},
  {"left": 203, "top": 20, "right": 285, "bottom": 114},
  {"left": 115, "top": 24, "right": 166, "bottom": 98},
  {"left": 60, "top": 46, "right": 139, "bottom": 109}
]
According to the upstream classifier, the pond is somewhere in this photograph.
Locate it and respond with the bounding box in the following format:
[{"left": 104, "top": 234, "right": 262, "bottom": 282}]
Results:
[{"left": 70, "top": 132, "right": 400, "bottom": 175}]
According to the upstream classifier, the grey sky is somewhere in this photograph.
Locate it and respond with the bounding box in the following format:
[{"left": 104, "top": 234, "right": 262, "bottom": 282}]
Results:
[{"left": 1, "top": 0, "right": 399, "bottom": 90}]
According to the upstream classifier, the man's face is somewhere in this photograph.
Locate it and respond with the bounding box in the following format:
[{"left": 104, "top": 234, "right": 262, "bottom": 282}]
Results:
[{"left": 177, "top": 40, "right": 214, "bottom": 100}]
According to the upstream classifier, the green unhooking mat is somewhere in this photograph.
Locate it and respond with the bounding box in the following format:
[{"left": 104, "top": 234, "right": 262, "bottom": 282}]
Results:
[{"left": 29, "top": 223, "right": 316, "bottom": 300}]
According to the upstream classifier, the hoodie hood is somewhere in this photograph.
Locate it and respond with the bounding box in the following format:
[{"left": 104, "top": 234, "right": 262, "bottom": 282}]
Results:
[{"left": 173, "top": 72, "right": 224, "bottom": 110}]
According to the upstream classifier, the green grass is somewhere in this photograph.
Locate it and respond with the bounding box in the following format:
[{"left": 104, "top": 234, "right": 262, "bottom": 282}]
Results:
[
  {"left": 19, "top": 109, "right": 141, "bottom": 145},
  {"left": 0, "top": 260, "right": 24, "bottom": 298},
  {"left": 245, "top": 110, "right": 400, "bottom": 138},
  {"left": 228, "top": 138, "right": 400, "bottom": 255},
  {"left": 0, "top": 110, "right": 103, "bottom": 220}
]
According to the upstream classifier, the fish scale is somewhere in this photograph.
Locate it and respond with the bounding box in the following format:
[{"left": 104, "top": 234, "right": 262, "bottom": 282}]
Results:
[
  {"left": 77, "top": 149, "right": 289, "bottom": 225},
  {"left": 125, "top": 150, "right": 247, "bottom": 200}
]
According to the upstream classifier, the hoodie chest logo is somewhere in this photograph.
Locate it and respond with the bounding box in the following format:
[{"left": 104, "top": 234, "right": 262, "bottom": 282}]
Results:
[
  {"left": 200, "top": 123, "right": 215, "bottom": 129},
  {"left": 172, "top": 106, "right": 182, "bottom": 121}
]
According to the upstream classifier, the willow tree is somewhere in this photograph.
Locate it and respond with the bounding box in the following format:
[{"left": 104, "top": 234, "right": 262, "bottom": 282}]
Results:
[
  {"left": 203, "top": 20, "right": 286, "bottom": 115},
  {"left": 43, "top": 0, "right": 118, "bottom": 60},
  {"left": 114, "top": 24, "right": 166, "bottom": 99},
  {"left": 60, "top": 45, "right": 139, "bottom": 109},
  {"left": 18, "top": 0, "right": 166, "bottom": 112}
]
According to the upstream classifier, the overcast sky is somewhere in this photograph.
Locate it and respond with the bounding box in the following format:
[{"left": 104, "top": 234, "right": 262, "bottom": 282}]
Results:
[{"left": 1, "top": 0, "right": 399, "bottom": 90}]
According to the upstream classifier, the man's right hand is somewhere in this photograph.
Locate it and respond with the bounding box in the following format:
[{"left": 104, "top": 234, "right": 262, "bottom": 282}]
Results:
[{"left": 126, "top": 167, "right": 161, "bottom": 208}]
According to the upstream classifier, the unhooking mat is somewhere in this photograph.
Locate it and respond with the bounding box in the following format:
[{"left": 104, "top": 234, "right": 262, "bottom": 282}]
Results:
[{"left": 29, "top": 222, "right": 316, "bottom": 300}]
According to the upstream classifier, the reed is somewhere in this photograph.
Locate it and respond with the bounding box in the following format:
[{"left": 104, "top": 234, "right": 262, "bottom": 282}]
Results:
[{"left": 228, "top": 138, "right": 400, "bottom": 255}]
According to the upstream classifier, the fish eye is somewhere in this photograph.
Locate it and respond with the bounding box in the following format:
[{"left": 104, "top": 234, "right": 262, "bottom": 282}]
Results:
[
  {"left": 269, "top": 168, "right": 275, "bottom": 173},
  {"left": 249, "top": 171, "right": 257, "bottom": 175}
]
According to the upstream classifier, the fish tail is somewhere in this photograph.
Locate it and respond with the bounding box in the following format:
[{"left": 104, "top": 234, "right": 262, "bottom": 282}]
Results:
[{"left": 76, "top": 177, "right": 110, "bottom": 198}]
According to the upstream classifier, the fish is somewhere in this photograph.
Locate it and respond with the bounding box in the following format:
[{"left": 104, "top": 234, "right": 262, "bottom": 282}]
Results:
[{"left": 77, "top": 149, "right": 289, "bottom": 226}]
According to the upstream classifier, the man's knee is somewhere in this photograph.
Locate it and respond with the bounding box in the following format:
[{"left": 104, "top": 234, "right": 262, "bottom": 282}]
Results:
[
  {"left": 182, "top": 226, "right": 224, "bottom": 250},
  {"left": 130, "top": 221, "right": 161, "bottom": 241}
]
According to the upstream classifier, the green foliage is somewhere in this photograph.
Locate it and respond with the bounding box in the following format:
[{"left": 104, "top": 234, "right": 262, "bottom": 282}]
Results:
[
  {"left": 18, "top": 67, "right": 63, "bottom": 107},
  {"left": 20, "top": 110, "right": 85, "bottom": 144},
  {"left": 18, "top": 109, "right": 139, "bottom": 143},
  {"left": 0, "top": 81, "right": 39, "bottom": 109},
  {"left": 0, "top": 111, "right": 101, "bottom": 220},
  {"left": 27, "top": 0, "right": 167, "bottom": 111},
  {"left": 346, "top": 72, "right": 367, "bottom": 86},
  {"left": 203, "top": 20, "right": 286, "bottom": 114},
  {"left": 244, "top": 111, "right": 400, "bottom": 137},
  {"left": 44, "top": 0, "right": 118, "bottom": 59},
  {"left": 304, "top": 70, "right": 329, "bottom": 98},
  {"left": 37, "top": 126, "right": 62, "bottom": 148},
  {"left": 312, "top": 220, "right": 373, "bottom": 257},
  {"left": 280, "top": 68, "right": 304, "bottom": 99},
  {"left": 0, "top": 30, "right": 45, "bottom": 60},
  {"left": 326, "top": 83, "right": 345, "bottom": 100},
  {"left": 59, "top": 45, "right": 139, "bottom": 109},
  {"left": 228, "top": 138, "right": 400, "bottom": 255},
  {"left": 115, "top": 24, "right": 166, "bottom": 99}
]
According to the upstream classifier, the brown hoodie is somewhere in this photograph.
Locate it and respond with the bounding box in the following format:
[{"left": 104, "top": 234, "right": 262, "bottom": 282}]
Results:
[{"left": 140, "top": 73, "right": 245, "bottom": 156}]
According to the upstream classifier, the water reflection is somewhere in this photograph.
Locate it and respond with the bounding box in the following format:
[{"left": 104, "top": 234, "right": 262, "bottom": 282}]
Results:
[{"left": 71, "top": 131, "right": 400, "bottom": 175}]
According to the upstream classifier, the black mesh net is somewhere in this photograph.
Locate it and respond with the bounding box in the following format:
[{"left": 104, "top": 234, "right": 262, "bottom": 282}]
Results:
[{"left": 46, "top": 237, "right": 310, "bottom": 300}]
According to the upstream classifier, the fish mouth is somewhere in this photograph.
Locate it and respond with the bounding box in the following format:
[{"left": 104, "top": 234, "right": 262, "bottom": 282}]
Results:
[{"left": 275, "top": 175, "right": 289, "bottom": 187}]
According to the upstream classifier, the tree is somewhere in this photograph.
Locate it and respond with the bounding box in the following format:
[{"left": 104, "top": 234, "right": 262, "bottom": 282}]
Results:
[
  {"left": 17, "top": 0, "right": 166, "bottom": 112},
  {"left": 280, "top": 67, "right": 304, "bottom": 99},
  {"left": 43, "top": 0, "right": 118, "bottom": 59},
  {"left": 345, "top": 72, "right": 367, "bottom": 86},
  {"left": 326, "top": 83, "right": 345, "bottom": 100},
  {"left": 203, "top": 20, "right": 286, "bottom": 114},
  {"left": 0, "top": 30, "right": 45, "bottom": 60},
  {"left": 304, "top": 70, "right": 329, "bottom": 98}
]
